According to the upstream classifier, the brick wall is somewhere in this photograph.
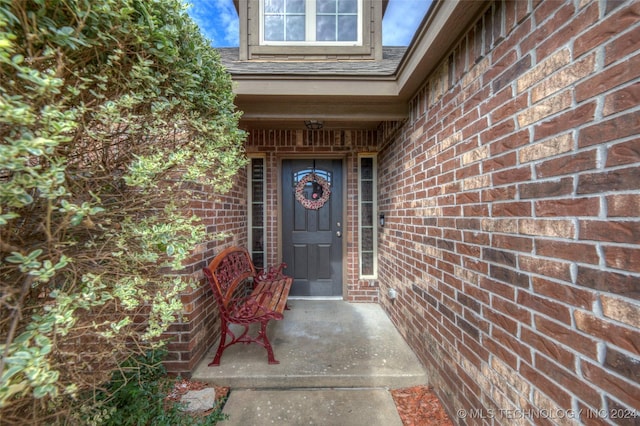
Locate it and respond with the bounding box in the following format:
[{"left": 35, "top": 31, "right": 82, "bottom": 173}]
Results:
[
  {"left": 378, "top": 0, "right": 640, "bottom": 423},
  {"left": 164, "top": 173, "right": 249, "bottom": 376}
]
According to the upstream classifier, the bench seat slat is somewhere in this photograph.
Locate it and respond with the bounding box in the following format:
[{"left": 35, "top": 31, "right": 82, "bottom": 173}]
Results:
[{"left": 252, "top": 278, "right": 292, "bottom": 315}]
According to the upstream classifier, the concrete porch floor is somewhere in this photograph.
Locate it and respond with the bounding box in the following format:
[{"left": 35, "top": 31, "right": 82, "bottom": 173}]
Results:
[{"left": 191, "top": 300, "right": 429, "bottom": 425}]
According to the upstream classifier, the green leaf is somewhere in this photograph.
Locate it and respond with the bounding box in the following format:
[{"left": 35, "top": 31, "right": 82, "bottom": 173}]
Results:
[{"left": 0, "top": 0, "right": 246, "bottom": 413}]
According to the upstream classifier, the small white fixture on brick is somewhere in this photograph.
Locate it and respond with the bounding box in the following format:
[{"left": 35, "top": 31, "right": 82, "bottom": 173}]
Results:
[{"left": 388, "top": 288, "right": 398, "bottom": 299}]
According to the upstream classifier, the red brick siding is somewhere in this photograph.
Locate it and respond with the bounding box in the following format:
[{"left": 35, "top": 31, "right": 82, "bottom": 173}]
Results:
[
  {"left": 379, "top": 0, "right": 640, "bottom": 423},
  {"left": 164, "top": 174, "right": 249, "bottom": 376}
]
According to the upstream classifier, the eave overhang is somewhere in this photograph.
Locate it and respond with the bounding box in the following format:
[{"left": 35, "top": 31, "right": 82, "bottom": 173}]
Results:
[{"left": 226, "top": 0, "right": 488, "bottom": 130}]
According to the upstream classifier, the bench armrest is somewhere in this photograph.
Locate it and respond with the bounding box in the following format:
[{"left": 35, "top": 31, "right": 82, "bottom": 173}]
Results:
[{"left": 255, "top": 262, "right": 288, "bottom": 283}]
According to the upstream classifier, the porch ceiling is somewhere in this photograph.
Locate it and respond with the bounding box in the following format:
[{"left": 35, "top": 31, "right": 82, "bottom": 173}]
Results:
[
  {"left": 235, "top": 92, "right": 407, "bottom": 130},
  {"left": 226, "top": 0, "right": 488, "bottom": 130}
]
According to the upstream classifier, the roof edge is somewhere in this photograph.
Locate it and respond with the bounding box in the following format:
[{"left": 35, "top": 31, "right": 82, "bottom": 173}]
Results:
[
  {"left": 395, "top": 0, "right": 489, "bottom": 100},
  {"left": 227, "top": 1, "right": 487, "bottom": 100}
]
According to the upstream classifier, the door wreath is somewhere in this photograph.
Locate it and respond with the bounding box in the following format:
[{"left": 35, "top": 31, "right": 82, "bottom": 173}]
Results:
[{"left": 295, "top": 172, "right": 331, "bottom": 210}]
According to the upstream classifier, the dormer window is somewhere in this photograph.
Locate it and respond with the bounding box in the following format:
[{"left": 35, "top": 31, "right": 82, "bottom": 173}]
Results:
[{"left": 261, "top": 0, "right": 362, "bottom": 45}]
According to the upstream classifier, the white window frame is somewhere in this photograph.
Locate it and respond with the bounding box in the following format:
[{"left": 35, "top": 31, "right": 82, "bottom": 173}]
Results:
[
  {"left": 248, "top": 155, "right": 267, "bottom": 269},
  {"left": 260, "top": 0, "right": 363, "bottom": 46},
  {"left": 358, "top": 153, "right": 378, "bottom": 279}
]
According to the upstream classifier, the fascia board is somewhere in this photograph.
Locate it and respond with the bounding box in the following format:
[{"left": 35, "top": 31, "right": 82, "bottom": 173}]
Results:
[
  {"left": 233, "top": 77, "right": 399, "bottom": 98},
  {"left": 237, "top": 98, "right": 408, "bottom": 120}
]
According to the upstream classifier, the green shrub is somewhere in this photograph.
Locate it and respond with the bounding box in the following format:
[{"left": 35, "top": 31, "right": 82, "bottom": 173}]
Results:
[
  {"left": 0, "top": 0, "right": 245, "bottom": 421},
  {"left": 71, "top": 348, "right": 227, "bottom": 426}
]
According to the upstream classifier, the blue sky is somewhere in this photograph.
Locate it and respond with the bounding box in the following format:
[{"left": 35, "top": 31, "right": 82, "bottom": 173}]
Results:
[{"left": 186, "top": 0, "right": 431, "bottom": 47}]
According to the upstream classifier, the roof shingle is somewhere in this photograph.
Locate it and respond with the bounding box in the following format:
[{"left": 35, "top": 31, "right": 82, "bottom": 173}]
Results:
[{"left": 216, "top": 47, "right": 407, "bottom": 76}]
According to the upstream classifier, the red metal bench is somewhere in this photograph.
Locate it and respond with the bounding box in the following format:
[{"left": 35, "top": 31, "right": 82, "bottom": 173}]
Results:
[{"left": 203, "top": 246, "right": 293, "bottom": 365}]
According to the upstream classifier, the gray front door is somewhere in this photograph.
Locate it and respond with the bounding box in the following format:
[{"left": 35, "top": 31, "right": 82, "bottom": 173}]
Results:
[{"left": 282, "top": 159, "right": 343, "bottom": 297}]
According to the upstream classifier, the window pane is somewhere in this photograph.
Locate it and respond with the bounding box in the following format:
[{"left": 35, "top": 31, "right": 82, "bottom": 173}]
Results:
[
  {"left": 287, "top": 0, "right": 305, "bottom": 13},
  {"left": 362, "top": 227, "right": 373, "bottom": 248},
  {"left": 252, "top": 229, "right": 264, "bottom": 250},
  {"left": 250, "top": 158, "right": 265, "bottom": 270},
  {"left": 264, "top": 0, "right": 284, "bottom": 13},
  {"left": 252, "top": 181, "right": 263, "bottom": 200},
  {"left": 286, "top": 15, "right": 305, "bottom": 41},
  {"left": 316, "top": 15, "right": 336, "bottom": 41},
  {"left": 263, "top": 0, "right": 359, "bottom": 43},
  {"left": 293, "top": 169, "right": 332, "bottom": 185},
  {"left": 317, "top": 0, "right": 336, "bottom": 13},
  {"left": 359, "top": 155, "right": 376, "bottom": 278},
  {"left": 265, "top": 15, "right": 284, "bottom": 40},
  {"left": 252, "top": 162, "right": 264, "bottom": 179},
  {"left": 361, "top": 181, "right": 372, "bottom": 201},
  {"left": 252, "top": 203, "right": 263, "bottom": 227},
  {"left": 339, "top": 0, "right": 357, "bottom": 13},
  {"left": 360, "top": 157, "right": 373, "bottom": 179},
  {"left": 362, "top": 202, "right": 373, "bottom": 226},
  {"left": 338, "top": 15, "right": 357, "bottom": 41},
  {"left": 252, "top": 250, "right": 265, "bottom": 269},
  {"left": 362, "top": 253, "right": 373, "bottom": 276}
]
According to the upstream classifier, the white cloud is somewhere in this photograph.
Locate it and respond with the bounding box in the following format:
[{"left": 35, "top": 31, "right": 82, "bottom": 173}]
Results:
[{"left": 186, "top": 0, "right": 430, "bottom": 48}]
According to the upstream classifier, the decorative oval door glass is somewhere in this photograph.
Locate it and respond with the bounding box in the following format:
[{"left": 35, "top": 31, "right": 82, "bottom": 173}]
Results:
[{"left": 294, "top": 170, "right": 331, "bottom": 210}]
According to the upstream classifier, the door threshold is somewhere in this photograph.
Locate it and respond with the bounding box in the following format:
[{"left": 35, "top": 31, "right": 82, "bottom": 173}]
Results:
[{"left": 288, "top": 296, "right": 343, "bottom": 301}]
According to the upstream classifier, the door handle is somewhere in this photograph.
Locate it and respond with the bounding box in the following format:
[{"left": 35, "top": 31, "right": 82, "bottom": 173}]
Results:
[{"left": 336, "top": 231, "right": 342, "bottom": 238}]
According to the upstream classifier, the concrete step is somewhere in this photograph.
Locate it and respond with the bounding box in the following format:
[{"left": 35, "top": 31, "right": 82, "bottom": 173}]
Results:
[
  {"left": 219, "top": 388, "right": 404, "bottom": 425},
  {"left": 191, "top": 300, "right": 428, "bottom": 389}
]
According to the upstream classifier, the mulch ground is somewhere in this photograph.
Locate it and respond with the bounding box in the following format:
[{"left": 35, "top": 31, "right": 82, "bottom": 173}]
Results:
[
  {"left": 391, "top": 385, "right": 454, "bottom": 426},
  {"left": 168, "top": 380, "right": 452, "bottom": 425}
]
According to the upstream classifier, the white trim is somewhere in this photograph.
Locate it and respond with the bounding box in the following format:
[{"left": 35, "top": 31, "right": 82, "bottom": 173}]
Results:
[
  {"left": 358, "top": 153, "right": 378, "bottom": 279},
  {"left": 248, "top": 155, "right": 267, "bottom": 269},
  {"left": 306, "top": 0, "right": 316, "bottom": 40}
]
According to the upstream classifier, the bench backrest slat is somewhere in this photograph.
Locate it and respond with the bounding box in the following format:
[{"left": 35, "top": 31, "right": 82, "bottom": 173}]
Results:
[{"left": 205, "top": 247, "right": 257, "bottom": 310}]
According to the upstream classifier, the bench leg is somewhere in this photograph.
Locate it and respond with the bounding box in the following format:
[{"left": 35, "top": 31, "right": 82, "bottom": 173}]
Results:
[
  {"left": 208, "top": 318, "right": 280, "bottom": 366},
  {"left": 259, "top": 320, "right": 279, "bottom": 365},
  {"left": 209, "top": 320, "right": 230, "bottom": 367}
]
